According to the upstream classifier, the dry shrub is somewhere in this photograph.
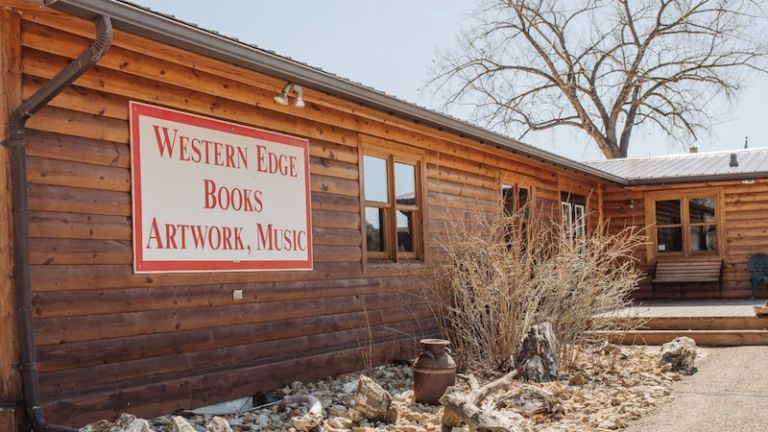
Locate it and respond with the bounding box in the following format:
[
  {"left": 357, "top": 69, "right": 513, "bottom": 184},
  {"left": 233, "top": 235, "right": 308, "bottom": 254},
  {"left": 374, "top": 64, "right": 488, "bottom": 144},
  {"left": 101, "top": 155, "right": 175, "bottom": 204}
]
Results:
[{"left": 426, "top": 202, "right": 645, "bottom": 373}]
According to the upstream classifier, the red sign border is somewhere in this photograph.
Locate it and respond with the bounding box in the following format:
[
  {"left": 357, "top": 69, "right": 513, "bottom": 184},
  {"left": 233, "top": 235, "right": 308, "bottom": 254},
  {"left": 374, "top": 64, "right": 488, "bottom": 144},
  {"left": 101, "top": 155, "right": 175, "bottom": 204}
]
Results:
[{"left": 130, "top": 101, "right": 313, "bottom": 273}]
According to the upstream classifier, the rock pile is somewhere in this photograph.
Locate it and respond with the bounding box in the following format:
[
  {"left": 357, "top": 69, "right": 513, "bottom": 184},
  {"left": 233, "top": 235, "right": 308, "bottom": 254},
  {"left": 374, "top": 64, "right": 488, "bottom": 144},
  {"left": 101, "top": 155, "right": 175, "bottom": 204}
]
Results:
[{"left": 82, "top": 345, "right": 682, "bottom": 432}]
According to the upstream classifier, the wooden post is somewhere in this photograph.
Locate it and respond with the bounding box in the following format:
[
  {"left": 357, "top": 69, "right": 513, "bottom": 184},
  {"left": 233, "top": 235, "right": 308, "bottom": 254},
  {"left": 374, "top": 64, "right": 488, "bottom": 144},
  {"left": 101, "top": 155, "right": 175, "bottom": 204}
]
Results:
[{"left": 0, "top": 7, "right": 24, "bottom": 432}]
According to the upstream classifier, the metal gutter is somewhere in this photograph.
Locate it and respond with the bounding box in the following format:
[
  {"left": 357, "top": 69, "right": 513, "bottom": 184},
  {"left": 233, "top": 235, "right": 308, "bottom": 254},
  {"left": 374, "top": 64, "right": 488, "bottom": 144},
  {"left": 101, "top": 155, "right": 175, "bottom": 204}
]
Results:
[
  {"left": 43, "top": 0, "right": 628, "bottom": 185},
  {"left": 625, "top": 171, "right": 768, "bottom": 186},
  {"left": 3, "top": 13, "right": 112, "bottom": 432}
]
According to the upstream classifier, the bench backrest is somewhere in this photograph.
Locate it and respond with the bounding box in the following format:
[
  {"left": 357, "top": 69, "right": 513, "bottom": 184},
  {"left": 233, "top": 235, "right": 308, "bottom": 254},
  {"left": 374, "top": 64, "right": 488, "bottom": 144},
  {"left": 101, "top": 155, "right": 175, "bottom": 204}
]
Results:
[
  {"left": 748, "top": 253, "right": 768, "bottom": 276},
  {"left": 654, "top": 259, "right": 722, "bottom": 281}
]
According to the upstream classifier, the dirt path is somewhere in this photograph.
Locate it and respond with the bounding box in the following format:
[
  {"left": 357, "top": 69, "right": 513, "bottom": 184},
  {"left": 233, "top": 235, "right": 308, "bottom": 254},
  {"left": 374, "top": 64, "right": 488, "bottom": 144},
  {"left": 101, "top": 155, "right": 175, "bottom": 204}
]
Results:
[{"left": 626, "top": 346, "right": 768, "bottom": 432}]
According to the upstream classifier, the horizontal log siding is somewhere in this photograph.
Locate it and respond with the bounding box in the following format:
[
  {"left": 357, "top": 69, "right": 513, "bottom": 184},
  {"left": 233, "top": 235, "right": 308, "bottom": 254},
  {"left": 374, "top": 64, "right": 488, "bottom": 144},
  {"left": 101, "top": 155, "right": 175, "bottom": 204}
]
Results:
[
  {"left": 3, "top": 4, "right": 606, "bottom": 427},
  {"left": 604, "top": 180, "right": 768, "bottom": 299}
]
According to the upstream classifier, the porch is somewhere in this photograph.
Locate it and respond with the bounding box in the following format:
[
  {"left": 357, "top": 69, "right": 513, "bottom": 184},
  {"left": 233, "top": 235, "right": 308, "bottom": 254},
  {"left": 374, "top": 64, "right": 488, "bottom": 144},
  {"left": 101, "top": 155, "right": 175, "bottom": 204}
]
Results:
[{"left": 600, "top": 299, "right": 768, "bottom": 346}]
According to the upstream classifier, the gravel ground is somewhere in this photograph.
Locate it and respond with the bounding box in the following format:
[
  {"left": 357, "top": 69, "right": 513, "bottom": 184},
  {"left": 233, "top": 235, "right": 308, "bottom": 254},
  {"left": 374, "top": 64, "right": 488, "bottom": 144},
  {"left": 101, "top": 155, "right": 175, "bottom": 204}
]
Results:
[{"left": 626, "top": 346, "right": 768, "bottom": 432}]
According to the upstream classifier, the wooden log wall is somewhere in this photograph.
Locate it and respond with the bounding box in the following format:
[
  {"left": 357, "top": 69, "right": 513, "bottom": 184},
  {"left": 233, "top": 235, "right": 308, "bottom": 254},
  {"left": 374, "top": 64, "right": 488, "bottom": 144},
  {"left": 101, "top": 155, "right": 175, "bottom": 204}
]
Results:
[
  {"left": 604, "top": 180, "right": 768, "bottom": 299},
  {"left": 0, "top": 1, "right": 606, "bottom": 427}
]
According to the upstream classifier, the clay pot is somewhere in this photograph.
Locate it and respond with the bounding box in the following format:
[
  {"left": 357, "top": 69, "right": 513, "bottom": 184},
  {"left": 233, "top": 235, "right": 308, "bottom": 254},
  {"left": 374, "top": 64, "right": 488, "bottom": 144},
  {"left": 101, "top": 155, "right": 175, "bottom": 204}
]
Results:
[{"left": 413, "top": 338, "right": 456, "bottom": 404}]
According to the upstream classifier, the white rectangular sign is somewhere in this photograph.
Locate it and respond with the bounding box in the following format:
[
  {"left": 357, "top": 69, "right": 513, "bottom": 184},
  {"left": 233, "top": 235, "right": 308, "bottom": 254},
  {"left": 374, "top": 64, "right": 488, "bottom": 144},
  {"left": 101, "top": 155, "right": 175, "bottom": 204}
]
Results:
[{"left": 130, "top": 101, "right": 312, "bottom": 273}]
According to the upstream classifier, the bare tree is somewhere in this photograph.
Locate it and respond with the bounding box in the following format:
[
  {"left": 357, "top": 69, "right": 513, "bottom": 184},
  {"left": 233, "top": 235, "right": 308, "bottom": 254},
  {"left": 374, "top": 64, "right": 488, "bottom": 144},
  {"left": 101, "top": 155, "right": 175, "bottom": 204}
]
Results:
[{"left": 431, "top": 0, "right": 768, "bottom": 158}]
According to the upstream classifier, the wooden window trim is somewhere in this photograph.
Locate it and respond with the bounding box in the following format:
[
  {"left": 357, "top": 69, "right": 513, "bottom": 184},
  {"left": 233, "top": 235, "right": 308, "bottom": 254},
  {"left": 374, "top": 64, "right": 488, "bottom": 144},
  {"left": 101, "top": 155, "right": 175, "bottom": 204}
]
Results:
[
  {"left": 359, "top": 140, "right": 426, "bottom": 268},
  {"left": 501, "top": 181, "right": 535, "bottom": 240},
  {"left": 644, "top": 188, "right": 725, "bottom": 261},
  {"left": 559, "top": 192, "right": 588, "bottom": 238},
  {"left": 574, "top": 204, "right": 586, "bottom": 238}
]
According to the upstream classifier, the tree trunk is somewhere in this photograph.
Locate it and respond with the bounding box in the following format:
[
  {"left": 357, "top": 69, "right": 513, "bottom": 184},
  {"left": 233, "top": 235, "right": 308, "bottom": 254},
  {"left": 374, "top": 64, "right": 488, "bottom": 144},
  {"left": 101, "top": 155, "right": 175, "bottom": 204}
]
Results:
[{"left": 513, "top": 323, "right": 560, "bottom": 382}]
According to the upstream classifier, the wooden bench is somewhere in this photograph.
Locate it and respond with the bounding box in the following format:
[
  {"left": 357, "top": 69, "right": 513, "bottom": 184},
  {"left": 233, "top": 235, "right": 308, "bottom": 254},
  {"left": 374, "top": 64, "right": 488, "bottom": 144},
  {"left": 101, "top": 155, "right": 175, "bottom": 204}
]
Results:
[
  {"left": 748, "top": 253, "right": 768, "bottom": 300},
  {"left": 650, "top": 259, "right": 724, "bottom": 299}
]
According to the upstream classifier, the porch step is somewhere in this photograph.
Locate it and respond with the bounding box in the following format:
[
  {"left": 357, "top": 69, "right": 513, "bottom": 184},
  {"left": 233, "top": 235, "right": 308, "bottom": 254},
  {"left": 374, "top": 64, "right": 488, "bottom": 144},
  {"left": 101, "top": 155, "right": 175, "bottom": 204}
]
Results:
[
  {"left": 642, "top": 316, "right": 768, "bottom": 331},
  {"left": 603, "top": 329, "right": 768, "bottom": 346}
]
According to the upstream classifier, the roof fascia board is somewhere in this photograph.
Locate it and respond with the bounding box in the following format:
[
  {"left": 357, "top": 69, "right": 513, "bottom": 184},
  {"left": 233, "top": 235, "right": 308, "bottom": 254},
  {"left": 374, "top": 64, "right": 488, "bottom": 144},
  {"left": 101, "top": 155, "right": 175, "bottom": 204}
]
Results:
[
  {"left": 44, "top": 0, "right": 627, "bottom": 184},
  {"left": 625, "top": 171, "right": 768, "bottom": 185}
]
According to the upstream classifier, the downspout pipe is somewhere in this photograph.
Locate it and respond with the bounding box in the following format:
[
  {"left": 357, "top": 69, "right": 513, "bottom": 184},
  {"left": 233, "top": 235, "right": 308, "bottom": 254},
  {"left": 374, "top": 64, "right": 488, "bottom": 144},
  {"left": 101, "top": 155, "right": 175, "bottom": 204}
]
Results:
[{"left": 3, "top": 15, "right": 112, "bottom": 432}]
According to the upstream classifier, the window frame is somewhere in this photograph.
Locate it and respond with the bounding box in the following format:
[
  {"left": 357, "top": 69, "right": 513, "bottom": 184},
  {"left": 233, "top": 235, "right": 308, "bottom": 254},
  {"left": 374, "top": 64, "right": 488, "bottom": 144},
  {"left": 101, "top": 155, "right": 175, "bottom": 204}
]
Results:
[
  {"left": 360, "top": 145, "right": 425, "bottom": 264},
  {"left": 574, "top": 204, "right": 586, "bottom": 238},
  {"left": 501, "top": 181, "right": 535, "bottom": 245},
  {"left": 560, "top": 192, "right": 587, "bottom": 239},
  {"left": 645, "top": 188, "right": 724, "bottom": 260}
]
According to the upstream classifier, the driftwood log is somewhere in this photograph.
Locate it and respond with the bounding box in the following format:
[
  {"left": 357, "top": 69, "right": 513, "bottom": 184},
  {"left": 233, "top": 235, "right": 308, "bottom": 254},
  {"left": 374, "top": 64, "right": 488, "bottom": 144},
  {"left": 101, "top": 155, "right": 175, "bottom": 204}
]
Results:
[
  {"left": 439, "top": 371, "right": 525, "bottom": 432},
  {"left": 278, "top": 395, "right": 324, "bottom": 431}
]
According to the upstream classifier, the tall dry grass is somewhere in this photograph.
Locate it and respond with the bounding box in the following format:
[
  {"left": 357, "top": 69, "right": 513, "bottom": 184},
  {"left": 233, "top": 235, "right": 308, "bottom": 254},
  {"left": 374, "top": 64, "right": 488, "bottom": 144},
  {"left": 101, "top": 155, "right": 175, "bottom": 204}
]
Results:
[{"left": 426, "top": 203, "right": 645, "bottom": 373}]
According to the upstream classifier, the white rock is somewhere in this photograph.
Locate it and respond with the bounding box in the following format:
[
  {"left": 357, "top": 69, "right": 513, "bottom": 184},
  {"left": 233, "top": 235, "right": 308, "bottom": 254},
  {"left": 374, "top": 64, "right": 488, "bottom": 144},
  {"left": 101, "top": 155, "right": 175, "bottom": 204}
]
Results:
[
  {"left": 205, "top": 417, "right": 232, "bottom": 432},
  {"left": 328, "top": 404, "right": 347, "bottom": 417},
  {"left": 256, "top": 413, "right": 271, "bottom": 428},
  {"left": 659, "top": 336, "right": 697, "bottom": 375}
]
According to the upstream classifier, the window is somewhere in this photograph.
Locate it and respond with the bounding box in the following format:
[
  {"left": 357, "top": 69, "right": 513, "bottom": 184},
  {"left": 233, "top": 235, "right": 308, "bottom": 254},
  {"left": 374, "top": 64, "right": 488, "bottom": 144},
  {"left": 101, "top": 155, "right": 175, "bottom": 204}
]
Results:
[
  {"left": 363, "top": 153, "right": 422, "bottom": 261},
  {"left": 502, "top": 183, "right": 532, "bottom": 246},
  {"left": 652, "top": 194, "right": 718, "bottom": 256},
  {"left": 502, "top": 184, "right": 530, "bottom": 215},
  {"left": 561, "top": 192, "right": 586, "bottom": 238},
  {"left": 655, "top": 200, "right": 682, "bottom": 252}
]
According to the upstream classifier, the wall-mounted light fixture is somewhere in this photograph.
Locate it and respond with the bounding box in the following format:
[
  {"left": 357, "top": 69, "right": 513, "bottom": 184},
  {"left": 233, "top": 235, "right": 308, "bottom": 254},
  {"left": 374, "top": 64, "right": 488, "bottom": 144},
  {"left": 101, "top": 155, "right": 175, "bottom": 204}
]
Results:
[
  {"left": 274, "top": 82, "right": 305, "bottom": 108},
  {"left": 628, "top": 199, "right": 637, "bottom": 209}
]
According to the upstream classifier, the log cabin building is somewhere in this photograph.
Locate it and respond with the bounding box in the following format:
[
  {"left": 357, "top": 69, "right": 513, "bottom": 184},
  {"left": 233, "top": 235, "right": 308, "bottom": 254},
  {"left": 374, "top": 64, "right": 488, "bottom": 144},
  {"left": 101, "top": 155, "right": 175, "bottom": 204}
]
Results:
[{"left": 0, "top": 0, "right": 767, "bottom": 430}]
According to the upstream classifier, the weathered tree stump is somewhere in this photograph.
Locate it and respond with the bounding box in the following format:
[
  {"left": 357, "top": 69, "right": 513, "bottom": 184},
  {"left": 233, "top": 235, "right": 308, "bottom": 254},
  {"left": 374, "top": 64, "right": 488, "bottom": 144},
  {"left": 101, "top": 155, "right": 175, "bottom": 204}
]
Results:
[{"left": 513, "top": 322, "right": 559, "bottom": 382}]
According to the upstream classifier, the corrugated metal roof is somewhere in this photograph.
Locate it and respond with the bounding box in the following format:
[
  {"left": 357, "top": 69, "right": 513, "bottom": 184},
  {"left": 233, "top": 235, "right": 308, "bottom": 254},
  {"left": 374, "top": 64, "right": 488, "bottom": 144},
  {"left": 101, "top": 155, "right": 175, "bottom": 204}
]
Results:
[{"left": 585, "top": 148, "right": 768, "bottom": 184}]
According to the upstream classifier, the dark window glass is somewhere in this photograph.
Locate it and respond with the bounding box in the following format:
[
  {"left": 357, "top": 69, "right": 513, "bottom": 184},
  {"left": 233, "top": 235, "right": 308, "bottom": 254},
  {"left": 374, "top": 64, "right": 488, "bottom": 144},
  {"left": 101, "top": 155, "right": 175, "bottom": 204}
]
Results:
[
  {"left": 519, "top": 187, "right": 530, "bottom": 247},
  {"left": 365, "top": 207, "right": 385, "bottom": 252},
  {"left": 363, "top": 156, "right": 388, "bottom": 203},
  {"left": 689, "top": 197, "right": 716, "bottom": 223},
  {"left": 561, "top": 202, "right": 572, "bottom": 228},
  {"left": 561, "top": 192, "right": 586, "bottom": 207},
  {"left": 502, "top": 186, "right": 515, "bottom": 216},
  {"left": 656, "top": 200, "right": 681, "bottom": 225},
  {"left": 519, "top": 187, "right": 529, "bottom": 215},
  {"left": 396, "top": 210, "right": 415, "bottom": 252},
  {"left": 690, "top": 226, "right": 717, "bottom": 252},
  {"left": 395, "top": 162, "right": 416, "bottom": 206},
  {"left": 657, "top": 227, "right": 683, "bottom": 252}
]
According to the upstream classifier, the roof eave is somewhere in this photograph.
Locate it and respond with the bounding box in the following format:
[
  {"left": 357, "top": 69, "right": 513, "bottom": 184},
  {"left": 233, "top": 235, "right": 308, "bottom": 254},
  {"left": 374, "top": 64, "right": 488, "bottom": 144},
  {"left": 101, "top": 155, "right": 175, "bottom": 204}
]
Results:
[
  {"left": 625, "top": 171, "right": 768, "bottom": 185},
  {"left": 44, "top": 0, "right": 627, "bottom": 185}
]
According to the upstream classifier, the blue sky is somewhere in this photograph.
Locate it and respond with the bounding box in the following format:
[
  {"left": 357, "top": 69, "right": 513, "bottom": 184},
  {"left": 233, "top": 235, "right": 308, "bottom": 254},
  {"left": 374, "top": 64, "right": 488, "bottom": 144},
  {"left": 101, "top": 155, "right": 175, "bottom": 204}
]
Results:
[{"left": 132, "top": 1, "right": 768, "bottom": 161}]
